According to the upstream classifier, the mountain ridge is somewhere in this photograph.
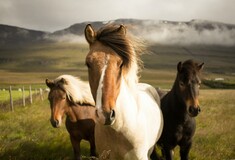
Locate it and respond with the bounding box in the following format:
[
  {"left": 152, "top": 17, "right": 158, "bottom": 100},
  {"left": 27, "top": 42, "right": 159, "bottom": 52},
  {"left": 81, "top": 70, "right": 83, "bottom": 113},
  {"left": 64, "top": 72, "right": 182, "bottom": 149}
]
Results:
[{"left": 1, "top": 19, "right": 235, "bottom": 46}]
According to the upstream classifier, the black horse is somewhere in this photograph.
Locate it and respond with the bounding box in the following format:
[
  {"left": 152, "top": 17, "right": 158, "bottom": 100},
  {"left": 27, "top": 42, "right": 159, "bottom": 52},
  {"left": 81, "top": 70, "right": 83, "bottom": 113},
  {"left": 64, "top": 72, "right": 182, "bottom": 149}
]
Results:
[{"left": 153, "top": 59, "right": 204, "bottom": 160}]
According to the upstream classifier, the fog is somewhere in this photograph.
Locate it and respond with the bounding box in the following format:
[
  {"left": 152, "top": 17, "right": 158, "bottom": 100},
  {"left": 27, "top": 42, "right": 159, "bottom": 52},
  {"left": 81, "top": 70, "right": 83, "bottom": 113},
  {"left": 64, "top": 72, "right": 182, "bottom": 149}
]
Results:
[
  {"left": 48, "top": 20, "right": 235, "bottom": 46},
  {"left": 141, "top": 21, "right": 235, "bottom": 46},
  {"left": 46, "top": 34, "right": 86, "bottom": 44}
]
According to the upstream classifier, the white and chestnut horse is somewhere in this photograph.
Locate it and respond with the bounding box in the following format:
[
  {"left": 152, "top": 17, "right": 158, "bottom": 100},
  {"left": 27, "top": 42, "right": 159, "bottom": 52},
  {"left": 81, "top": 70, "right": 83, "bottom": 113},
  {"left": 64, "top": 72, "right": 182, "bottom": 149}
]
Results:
[
  {"left": 46, "top": 75, "right": 97, "bottom": 160},
  {"left": 84, "top": 24, "right": 163, "bottom": 160}
]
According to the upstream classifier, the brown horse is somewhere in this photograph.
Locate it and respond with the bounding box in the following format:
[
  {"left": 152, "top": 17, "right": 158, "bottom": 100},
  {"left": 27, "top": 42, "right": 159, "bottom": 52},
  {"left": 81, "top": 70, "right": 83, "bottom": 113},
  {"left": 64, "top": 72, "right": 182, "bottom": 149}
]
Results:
[
  {"left": 84, "top": 24, "right": 163, "bottom": 159},
  {"left": 154, "top": 60, "right": 204, "bottom": 160},
  {"left": 45, "top": 75, "right": 97, "bottom": 160}
]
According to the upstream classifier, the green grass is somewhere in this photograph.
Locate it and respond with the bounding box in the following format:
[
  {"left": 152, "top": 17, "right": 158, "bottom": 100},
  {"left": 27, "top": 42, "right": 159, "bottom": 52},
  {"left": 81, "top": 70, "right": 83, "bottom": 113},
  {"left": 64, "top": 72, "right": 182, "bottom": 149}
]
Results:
[
  {"left": 161, "top": 90, "right": 235, "bottom": 160},
  {"left": 0, "top": 90, "right": 37, "bottom": 102},
  {"left": 0, "top": 90, "right": 234, "bottom": 159},
  {"left": 0, "top": 43, "right": 89, "bottom": 84},
  {"left": 0, "top": 100, "right": 90, "bottom": 160},
  {"left": 0, "top": 42, "right": 235, "bottom": 159},
  {"left": 193, "top": 90, "right": 235, "bottom": 159}
]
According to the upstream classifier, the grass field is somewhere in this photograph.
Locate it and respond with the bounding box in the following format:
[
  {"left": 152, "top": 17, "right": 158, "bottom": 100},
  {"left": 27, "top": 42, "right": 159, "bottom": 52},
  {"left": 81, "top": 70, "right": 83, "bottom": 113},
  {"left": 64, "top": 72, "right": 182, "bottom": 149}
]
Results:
[
  {"left": 0, "top": 43, "right": 235, "bottom": 88},
  {"left": 0, "top": 42, "right": 234, "bottom": 159},
  {"left": 0, "top": 43, "right": 89, "bottom": 84},
  {"left": 0, "top": 89, "right": 38, "bottom": 102},
  {"left": 0, "top": 90, "right": 234, "bottom": 160}
]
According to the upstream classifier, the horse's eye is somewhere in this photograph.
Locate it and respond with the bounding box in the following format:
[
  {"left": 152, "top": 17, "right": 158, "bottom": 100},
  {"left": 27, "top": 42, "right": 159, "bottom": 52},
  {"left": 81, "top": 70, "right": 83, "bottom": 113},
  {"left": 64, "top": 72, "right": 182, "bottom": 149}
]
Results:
[{"left": 179, "top": 81, "right": 184, "bottom": 86}]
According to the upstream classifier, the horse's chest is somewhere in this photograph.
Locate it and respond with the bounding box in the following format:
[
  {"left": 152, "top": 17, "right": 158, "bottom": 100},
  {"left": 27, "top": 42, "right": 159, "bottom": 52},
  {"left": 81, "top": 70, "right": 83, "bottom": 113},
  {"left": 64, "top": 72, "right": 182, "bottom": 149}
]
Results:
[{"left": 173, "top": 120, "right": 196, "bottom": 143}]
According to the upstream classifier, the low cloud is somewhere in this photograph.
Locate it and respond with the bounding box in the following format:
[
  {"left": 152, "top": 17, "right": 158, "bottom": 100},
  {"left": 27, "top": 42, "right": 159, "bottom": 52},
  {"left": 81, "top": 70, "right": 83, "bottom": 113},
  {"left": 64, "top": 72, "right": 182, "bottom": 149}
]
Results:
[
  {"left": 45, "top": 34, "right": 86, "bottom": 44},
  {"left": 140, "top": 20, "right": 235, "bottom": 46}
]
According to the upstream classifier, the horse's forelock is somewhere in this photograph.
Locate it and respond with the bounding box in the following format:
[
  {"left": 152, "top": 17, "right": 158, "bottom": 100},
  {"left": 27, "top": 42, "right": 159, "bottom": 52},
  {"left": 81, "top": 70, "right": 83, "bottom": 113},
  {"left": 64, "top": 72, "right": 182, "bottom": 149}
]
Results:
[
  {"left": 54, "top": 75, "right": 95, "bottom": 106},
  {"left": 96, "top": 25, "right": 132, "bottom": 68},
  {"left": 95, "top": 25, "right": 144, "bottom": 85}
]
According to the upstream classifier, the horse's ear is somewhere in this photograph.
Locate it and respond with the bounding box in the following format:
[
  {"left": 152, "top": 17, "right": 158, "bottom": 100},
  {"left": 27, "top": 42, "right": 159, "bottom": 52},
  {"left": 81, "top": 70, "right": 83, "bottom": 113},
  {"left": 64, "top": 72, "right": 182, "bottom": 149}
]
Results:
[
  {"left": 198, "top": 62, "right": 204, "bottom": 71},
  {"left": 60, "top": 78, "right": 68, "bottom": 85},
  {"left": 45, "top": 79, "right": 54, "bottom": 88},
  {"left": 177, "top": 62, "right": 182, "bottom": 72},
  {"left": 117, "top": 24, "right": 126, "bottom": 35},
  {"left": 85, "top": 24, "right": 96, "bottom": 44}
]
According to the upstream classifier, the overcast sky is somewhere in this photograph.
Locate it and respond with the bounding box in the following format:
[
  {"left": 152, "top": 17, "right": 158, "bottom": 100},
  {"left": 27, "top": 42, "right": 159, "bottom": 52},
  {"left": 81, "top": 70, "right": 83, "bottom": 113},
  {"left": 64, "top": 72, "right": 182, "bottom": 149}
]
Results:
[{"left": 0, "top": 0, "right": 234, "bottom": 32}]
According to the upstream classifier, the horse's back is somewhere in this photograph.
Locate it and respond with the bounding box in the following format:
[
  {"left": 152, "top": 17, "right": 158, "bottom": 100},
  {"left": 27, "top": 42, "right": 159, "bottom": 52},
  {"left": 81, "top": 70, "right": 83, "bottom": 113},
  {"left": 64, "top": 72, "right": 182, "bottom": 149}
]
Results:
[
  {"left": 137, "top": 83, "right": 163, "bottom": 146},
  {"left": 156, "top": 88, "right": 168, "bottom": 100},
  {"left": 137, "top": 83, "right": 161, "bottom": 106}
]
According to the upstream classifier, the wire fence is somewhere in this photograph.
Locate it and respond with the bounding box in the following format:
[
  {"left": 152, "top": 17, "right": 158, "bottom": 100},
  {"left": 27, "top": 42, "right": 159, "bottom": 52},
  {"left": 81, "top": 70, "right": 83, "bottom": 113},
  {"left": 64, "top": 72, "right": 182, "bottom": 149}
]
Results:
[{"left": 0, "top": 85, "right": 48, "bottom": 112}]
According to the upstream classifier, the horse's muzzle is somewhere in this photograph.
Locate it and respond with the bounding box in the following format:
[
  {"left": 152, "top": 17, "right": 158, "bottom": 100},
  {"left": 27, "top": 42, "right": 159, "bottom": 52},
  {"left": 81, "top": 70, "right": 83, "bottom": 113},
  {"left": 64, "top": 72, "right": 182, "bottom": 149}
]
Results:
[
  {"left": 104, "top": 109, "right": 116, "bottom": 125},
  {"left": 50, "top": 118, "right": 60, "bottom": 128},
  {"left": 189, "top": 106, "right": 201, "bottom": 117},
  {"left": 96, "top": 109, "right": 116, "bottom": 125}
]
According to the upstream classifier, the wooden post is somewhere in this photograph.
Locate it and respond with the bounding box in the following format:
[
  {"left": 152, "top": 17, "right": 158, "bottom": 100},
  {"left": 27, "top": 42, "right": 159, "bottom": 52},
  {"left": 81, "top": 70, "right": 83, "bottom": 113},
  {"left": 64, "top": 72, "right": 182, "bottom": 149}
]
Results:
[
  {"left": 29, "top": 85, "right": 33, "bottom": 104},
  {"left": 22, "top": 86, "right": 25, "bottom": 106},
  {"left": 39, "top": 88, "right": 43, "bottom": 101},
  {"left": 9, "top": 86, "right": 14, "bottom": 111},
  {"left": 35, "top": 88, "right": 37, "bottom": 100}
]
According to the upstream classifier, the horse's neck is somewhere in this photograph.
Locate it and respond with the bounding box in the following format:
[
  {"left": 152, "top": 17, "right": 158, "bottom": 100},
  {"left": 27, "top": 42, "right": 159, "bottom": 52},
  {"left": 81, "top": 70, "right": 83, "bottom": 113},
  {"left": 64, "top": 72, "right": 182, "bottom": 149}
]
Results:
[
  {"left": 66, "top": 104, "right": 96, "bottom": 122},
  {"left": 66, "top": 105, "right": 78, "bottom": 122},
  {"left": 114, "top": 79, "right": 138, "bottom": 130},
  {"left": 114, "top": 79, "right": 157, "bottom": 129},
  {"left": 163, "top": 83, "right": 189, "bottom": 123},
  {"left": 170, "top": 81, "right": 187, "bottom": 112}
]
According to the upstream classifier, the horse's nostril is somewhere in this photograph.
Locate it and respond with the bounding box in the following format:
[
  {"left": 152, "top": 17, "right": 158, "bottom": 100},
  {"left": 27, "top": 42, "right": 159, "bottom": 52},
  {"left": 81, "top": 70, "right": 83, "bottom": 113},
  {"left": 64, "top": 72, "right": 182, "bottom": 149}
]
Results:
[
  {"left": 104, "top": 109, "right": 116, "bottom": 125},
  {"left": 51, "top": 119, "right": 60, "bottom": 128},
  {"left": 110, "top": 109, "right": 115, "bottom": 119},
  {"left": 188, "top": 106, "right": 200, "bottom": 117},
  {"left": 55, "top": 120, "right": 59, "bottom": 126},
  {"left": 198, "top": 107, "right": 201, "bottom": 113},
  {"left": 189, "top": 106, "right": 194, "bottom": 113}
]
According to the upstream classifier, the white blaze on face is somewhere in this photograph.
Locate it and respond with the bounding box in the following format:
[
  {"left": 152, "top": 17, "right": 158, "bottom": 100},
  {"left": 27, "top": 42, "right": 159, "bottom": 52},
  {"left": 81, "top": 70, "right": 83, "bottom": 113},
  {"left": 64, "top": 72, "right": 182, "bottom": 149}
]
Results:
[{"left": 96, "top": 55, "right": 110, "bottom": 111}]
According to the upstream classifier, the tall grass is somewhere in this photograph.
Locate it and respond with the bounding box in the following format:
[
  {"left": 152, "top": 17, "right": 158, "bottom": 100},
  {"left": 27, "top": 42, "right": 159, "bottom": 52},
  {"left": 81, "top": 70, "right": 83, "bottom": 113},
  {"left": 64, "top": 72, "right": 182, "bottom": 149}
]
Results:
[
  {"left": 166, "top": 90, "right": 235, "bottom": 160},
  {"left": 0, "top": 90, "right": 36, "bottom": 102},
  {"left": 0, "top": 90, "right": 234, "bottom": 159},
  {"left": 192, "top": 90, "right": 235, "bottom": 159},
  {"left": 0, "top": 100, "right": 90, "bottom": 160}
]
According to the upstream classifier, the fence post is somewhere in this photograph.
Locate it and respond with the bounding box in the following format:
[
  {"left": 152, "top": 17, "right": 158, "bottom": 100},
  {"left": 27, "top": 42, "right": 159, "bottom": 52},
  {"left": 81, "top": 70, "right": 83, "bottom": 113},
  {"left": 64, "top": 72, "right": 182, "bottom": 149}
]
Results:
[
  {"left": 9, "top": 86, "right": 14, "bottom": 111},
  {"left": 39, "top": 88, "right": 43, "bottom": 101},
  {"left": 29, "top": 85, "right": 33, "bottom": 104},
  {"left": 22, "top": 86, "right": 25, "bottom": 106}
]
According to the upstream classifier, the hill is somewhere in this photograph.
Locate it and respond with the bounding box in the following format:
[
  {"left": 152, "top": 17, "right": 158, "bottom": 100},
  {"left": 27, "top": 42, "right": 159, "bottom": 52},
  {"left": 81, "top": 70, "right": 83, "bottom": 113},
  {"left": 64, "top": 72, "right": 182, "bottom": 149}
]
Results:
[
  {"left": 0, "top": 24, "right": 49, "bottom": 47},
  {"left": 1, "top": 19, "right": 235, "bottom": 46},
  {"left": 0, "top": 19, "right": 234, "bottom": 87}
]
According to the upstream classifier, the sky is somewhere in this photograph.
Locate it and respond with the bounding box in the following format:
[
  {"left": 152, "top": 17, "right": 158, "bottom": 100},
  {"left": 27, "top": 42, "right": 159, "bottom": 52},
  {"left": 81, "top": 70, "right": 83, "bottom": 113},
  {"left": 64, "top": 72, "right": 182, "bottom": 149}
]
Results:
[{"left": 0, "top": 0, "right": 235, "bottom": 32}]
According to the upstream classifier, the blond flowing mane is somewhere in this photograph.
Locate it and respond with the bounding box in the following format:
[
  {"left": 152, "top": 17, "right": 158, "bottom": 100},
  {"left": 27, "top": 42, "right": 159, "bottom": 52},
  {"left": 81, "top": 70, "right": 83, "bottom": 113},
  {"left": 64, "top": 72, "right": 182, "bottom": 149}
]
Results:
[
  {"left": 54, "top": 75, "right": 95, "bottom": 106},
  {"left": 96, "top": 24, "right": 145, "bottom": 86}
]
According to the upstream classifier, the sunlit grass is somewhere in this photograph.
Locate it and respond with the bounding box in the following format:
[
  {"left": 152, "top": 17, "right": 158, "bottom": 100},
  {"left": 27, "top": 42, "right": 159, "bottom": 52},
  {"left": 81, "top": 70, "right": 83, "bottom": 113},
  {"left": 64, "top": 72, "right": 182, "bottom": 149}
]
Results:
[
  {"left": 0, "top": 100, "right": 90, "bottom": 159},
  {"left": 156, "top": 90, "right": 235, "bottom": 160},
  {"left": 0, "top": 90, "right": 234, "bottom": 159},
  {"left": 0, "top": 88, "right": 39, "bottom": 103}
]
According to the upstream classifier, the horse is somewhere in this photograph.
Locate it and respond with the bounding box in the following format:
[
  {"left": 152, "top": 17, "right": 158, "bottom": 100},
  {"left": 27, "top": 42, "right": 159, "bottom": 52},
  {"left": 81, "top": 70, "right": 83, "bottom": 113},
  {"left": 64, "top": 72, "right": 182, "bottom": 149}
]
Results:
[
  {"left": 45, "top": 75, "right": 97, "bottom": 160},
  {"left": 84, "top": 24, "right": 163, "bottom": 160},
  {"left": 156, "top": 60, "right": 204, "bottom": 160}
]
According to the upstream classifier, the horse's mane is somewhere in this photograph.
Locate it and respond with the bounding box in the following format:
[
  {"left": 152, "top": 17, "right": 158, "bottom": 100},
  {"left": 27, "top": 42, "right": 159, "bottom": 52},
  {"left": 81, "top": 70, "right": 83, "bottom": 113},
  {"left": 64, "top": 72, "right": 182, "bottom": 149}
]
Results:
[
  {"left": 181, "top": 59, "right": 201, "bottom": 76},
  {"left": 54, "top": 75, "right": 95, "bottom": 106},
  {"left": 96, "top": 24, "right": 145, "bottom": 86}
]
